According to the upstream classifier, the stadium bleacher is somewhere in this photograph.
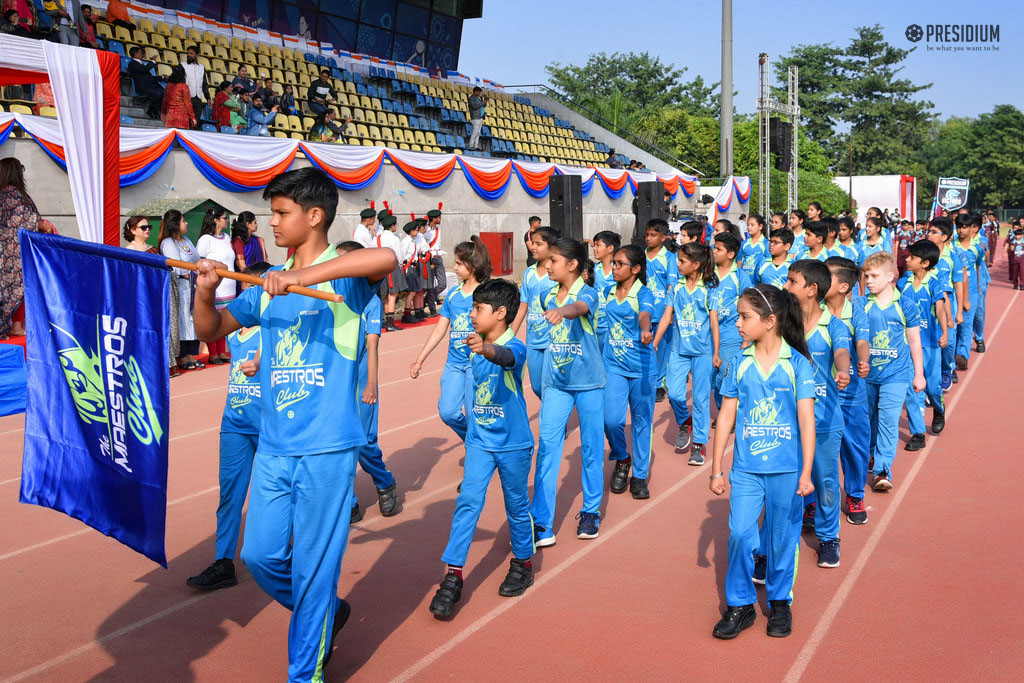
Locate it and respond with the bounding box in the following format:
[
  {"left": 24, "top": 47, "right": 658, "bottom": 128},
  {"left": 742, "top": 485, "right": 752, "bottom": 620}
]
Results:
[{"left": 0, "top": 10, "right": 631, "bottom": 168}]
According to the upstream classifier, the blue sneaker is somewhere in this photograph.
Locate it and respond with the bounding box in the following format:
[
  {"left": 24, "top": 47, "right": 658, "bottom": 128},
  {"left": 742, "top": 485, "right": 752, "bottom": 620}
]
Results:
[
  {"left": 753, "top": 555, "right": 767, "bottom": 585},
  {"left": 817, "top": 539, "right": 840, "bottom": 568},
  {"left": 575, "top": 511, "right": 600, "bottom": 539},
  {"left": 941, "top": 372, "right": 952, "bottom": 393},
  {"left": 534, "top": 524, "right": 556, "bottom": 548}
]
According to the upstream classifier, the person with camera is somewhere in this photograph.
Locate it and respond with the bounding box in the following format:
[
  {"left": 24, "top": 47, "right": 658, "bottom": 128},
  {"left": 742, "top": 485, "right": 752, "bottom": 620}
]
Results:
[{"left": 467, "top": 86, "right": 488, "bottom": 150}]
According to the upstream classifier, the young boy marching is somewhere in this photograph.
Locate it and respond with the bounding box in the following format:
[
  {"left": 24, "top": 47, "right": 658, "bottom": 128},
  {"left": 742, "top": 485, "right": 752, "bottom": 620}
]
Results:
[{"left": 194, "top": 168, "right": 397, "bottom": 679}]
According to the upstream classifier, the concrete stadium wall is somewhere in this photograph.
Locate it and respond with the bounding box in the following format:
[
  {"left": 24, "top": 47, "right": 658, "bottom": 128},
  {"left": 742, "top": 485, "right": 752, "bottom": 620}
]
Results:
[{"left": 5, "top": 138, "right": 696, "bottom": 280}]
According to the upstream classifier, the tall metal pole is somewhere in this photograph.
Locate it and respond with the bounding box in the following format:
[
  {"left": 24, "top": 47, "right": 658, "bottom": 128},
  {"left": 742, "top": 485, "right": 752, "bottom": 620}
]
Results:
[
  {"left": 786, "top": 65, "right": 799, "bottom": 211},
  {"left": 720, "top": 0, "right": 733, "bottom": 177}
]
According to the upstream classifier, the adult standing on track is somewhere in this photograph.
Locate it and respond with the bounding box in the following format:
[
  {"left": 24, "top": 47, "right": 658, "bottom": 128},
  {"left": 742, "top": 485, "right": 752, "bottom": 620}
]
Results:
[{"left": 0, "top": 157, "right": 53, "bottom": 339}]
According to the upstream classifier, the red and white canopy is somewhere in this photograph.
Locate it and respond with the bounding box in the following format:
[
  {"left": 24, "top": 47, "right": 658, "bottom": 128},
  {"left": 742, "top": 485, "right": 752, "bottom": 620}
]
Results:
[{"left": 0, "top": 36, "right": 119, "bottom": 245}]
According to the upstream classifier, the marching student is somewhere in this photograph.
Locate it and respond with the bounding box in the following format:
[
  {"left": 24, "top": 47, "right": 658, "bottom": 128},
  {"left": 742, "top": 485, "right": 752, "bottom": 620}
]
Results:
[
  {"left": 739, "top": 214, "right": 769, "bottom": 279},
  {"left": 972, "top": 217, "right": 991, "bottom": 352},
  {"left": 512, "top": 225, "right": 558, "bottom": 399},
  {"left": 336, "top": 241, "right": 400, "bottom": 522},
  {"left": 789, "top": 209, "right": 808, "bottom": 259},
  {"left": 709, "top": 284, "right": 817, "bottom": 640},
  {"left": 186, "top": 261, "right": 270, "bottom": 592},
  {"left": 894, "top": 219, "right": 915, "bottom": 274},
  {"left": 531, "top": 238, "right": 606, "bottom": 545},
  {"left": 711, "top": 232, "right": 752, "bottom": 413},
  {"left": 645, "top": 219, "right": 680, "bottom": 402},
  {"left": 411, "top": 236, "right": 493, "bottom": 441},
  {"left": 428, "top": 279, "right": 537, "bottom": 619},
  {"left": 954, "top": 213, "right": 983, "bottom": 369},
  {"left": 926, "top": 217, "right": 965, "bottom": 390},
  {"left": 376, "top": 213, "right": 406, "bottom": 332},
  {"left": 194, "top": 167, "right": 397, "bottom": 679},
  {"left": 414, "top": 216, "right": 439, "bottom": 321},
  {"left": 352, "top": 203, "right": 377, "bottom": 249},
  {"left": 1007, "top": 219, "right": 1024, "bottom": 289},
  {"left": 591, "top": 230, "right": 620, "bottom": 348},
  {"left": 756, "top": 228, "right": 794, "bottom": 289},
  {"left": 785, "top": 260, "right": 851, "bottom": 568},
  {"left": 800, "top": 221, "right": 831, "bottom": 261},
  {"left": 421, "top": 204, "right": 445, "bottom": 318},
  {"left": 823, "top": 257, "right": 872, "bottom": 525},
  {"left": 603, "top": 244, "right": 657, "bottom": 498},
  {"left": 897, "top": 240, "right": 949, "bottom": 452},
  {"left": 654, "top": 242, "right": 719, "bottom": 463},
  {"left": 400, "top": 219, "right": 426, "bottom": 324},
  {"left": 855, "top": 252, "right": 926, "bottom": 492}
]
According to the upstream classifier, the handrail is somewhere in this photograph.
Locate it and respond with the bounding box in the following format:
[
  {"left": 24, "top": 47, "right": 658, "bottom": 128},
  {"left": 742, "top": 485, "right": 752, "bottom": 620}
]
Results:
[{"left": 503, "top": 82, "right": 705, "bottom": 176}]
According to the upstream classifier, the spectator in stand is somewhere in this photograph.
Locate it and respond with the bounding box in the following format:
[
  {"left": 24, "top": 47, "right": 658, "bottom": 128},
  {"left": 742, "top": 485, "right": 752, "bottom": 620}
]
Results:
[
  {"left": 307, "top": 109, "right": 351, "bottom": 142},
  {"left": 159, "top": 209, "right": 203, "bottom": 371},
  {"left": 104, "top": 0, "right": 134, "bottom": 30},
  {"left": 308, "top": 68, "right": 336, "bottom": 116},
  {"left": 182, "top": 45, "right": 206, "bottom": 126},
  {"left": 196, "top": 208, "right": 235, "bottom": 365},
  {"left": 1, "top": 8, "right": 31, "bottom": 36},
  {"left": 162, "top": 65, "right": 196, "bottom": 129},
  {"left": 231, "top": 65, "right": 256, "bottom": 95},
  {"left": 212, "top": 80, "right": 234, "bottom": 129},
  {"left": 245, "top": 94, "right": 278, "bottom": 136},
  {"left": 259, "top": 78, "right": 280, "bottom": 110},
  {"left": 432, "top": 66, "right": 442, "bottom": 79},
  {"left": 280, "top": 83, "right": 298, "bottom": 115},
  {"left": 230, "top": 211, "right": 267, "bottom": 271},
  {"left": 45, "top": 0, "right": 79, "bottom": 46},
  {"left": 123, "top": 216, "right": 181, "bottom": 378},
  {"left": 236, "top": 90, "right": 252, "bottom": 121},
  {"left": 77, "top": 4, "right": 98, "bottom": 48},
  {"left": 467, "top": 86, "right": 488, "bottom": 149},
  {"left": 128, "top": 46, "right": 164, "bottom": 119},
  {"left": 606, "top": 148, "right": 622, "bottom": 169},
  {"left": 4, "top": 0, "right": 38, "bottom": 34}
]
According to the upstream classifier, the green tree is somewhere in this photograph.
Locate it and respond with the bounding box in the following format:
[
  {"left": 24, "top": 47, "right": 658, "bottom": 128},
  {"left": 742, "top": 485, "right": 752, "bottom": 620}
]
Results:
[
  {"left": 773, "top": 43, "right": 848, "bottom": 158},
  {"left": 962, "top": 105, "right": 1024, "bottom": 208}
]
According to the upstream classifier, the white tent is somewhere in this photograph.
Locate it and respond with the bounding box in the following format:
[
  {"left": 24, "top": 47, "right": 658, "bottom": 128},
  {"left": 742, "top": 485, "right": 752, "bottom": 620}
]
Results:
[{"left": 0, "top": 36, "right": 120, "bottom": 245}]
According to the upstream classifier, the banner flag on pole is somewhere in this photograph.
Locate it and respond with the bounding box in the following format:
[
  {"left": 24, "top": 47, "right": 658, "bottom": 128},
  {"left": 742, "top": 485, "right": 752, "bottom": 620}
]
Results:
[{"left": 18, "top": 231, "right": 171, "bottom": 567}]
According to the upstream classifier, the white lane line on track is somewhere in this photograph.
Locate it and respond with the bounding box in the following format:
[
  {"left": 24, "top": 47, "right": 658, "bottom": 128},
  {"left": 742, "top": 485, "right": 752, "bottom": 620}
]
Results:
[{"left": 783, "top": 288, "right": 1018, "bottom": 682}]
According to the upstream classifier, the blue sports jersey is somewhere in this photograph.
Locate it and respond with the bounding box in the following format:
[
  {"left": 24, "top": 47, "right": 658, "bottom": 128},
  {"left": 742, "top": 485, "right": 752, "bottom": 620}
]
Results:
[
  {"left": 956, "top": 241, "right": 981, "bottom": 299},
  {"left": 721, "top": 340, "right": 816, "bottom": 474},
  {"left": 602, "top": 280, "right": 656, "bottom": 378},
  {"left": 854, "top": 287, "right": 921, "bottom": 385},
  {"left": 222, "top": 327, "right": 262, "bottom": 434},
  {"left": 836, "top": 298, "right": 869, "bottom": 403},
  {"left": 358, "top": 296, "right": 382, "bottom": 388},
  {"left": 439, "top": 283, "right": 474, "bottom": 368},
  {"left": 739, "top": 235, "right": 769, "bottom": 278},
  {"left": 646, "top": 246, "right": 679, "bottom": 322},
  {"left": 593, "top": 261, "right": 615, "bottom": 334},
  {"left": 804, "top": 305, "right": 849, "bottom": 434},
  {"left": 465, "top": 329, "right": 533, "bottom": 451},
  {"left": 790, "top": 231, "right": 807, "bottom": 260},
  {"left": 713, "top": 263, "right": 751, "bottom": 349},
  {"left": 757, "top": 258, "right": 791, "bottom": 289},
  {"left": 800, "top": 246, "right": 832, "bottom": 262},
  {"left": 974, "top": 236, "right": 991, "bottom": 288},
  {"left": 669, "top": 278, "right": 716, "bottom": 356},
  {"left": 227, "top": 245, "right": 374, "bottom": 455},
  {"left": 542, "top": 277, "right": 606, "bottom": 391},
  {"left": 857, "top": 239, "right": 887, "bottom": 265},
  {"left": 832, "top": 242, "right": 859, "bottom": 262},
  {"left": 520, "top": 263, "right": 554, "bottom": 350},
  {"left": 897, "top": 270, "right": 945, "bottom": 349}
]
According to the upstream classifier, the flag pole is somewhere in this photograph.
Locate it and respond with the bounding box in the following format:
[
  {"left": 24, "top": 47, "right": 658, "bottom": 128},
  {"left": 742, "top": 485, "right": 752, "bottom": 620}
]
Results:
[{"left": 164, "top": 259, "right": 344, "bottom": 304}]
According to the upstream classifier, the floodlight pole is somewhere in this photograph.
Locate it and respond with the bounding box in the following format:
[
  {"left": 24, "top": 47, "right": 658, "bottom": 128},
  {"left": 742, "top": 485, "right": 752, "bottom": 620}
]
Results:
[{"left": 720, "top": 0, "right": 733, "bottom": 176}]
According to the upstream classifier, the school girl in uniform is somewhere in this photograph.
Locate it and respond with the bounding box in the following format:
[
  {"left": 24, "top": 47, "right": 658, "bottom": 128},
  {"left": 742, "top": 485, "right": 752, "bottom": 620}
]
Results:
[
  {"left": 591, "top": 230, "right": 620, "bottom": 348},
  {"left": 739, "top": 214, "right": 769, "bottom": 279},
  {"left": 645, "top": 219, "right": 680, "bottom": 402},
  {"left": 411, "top": 236, "right": 493, "bottom": 440},
  {"left": 512, "top": 225, "right": 558, "bottom": 399},
  {"left": 530, "top": 238, "right": 606, "bottom": 544},
  {"left": 603, "top": 244, "right": 657, "bottom": 498},
  {"left": 709, "top": 284, "right": 817, "bottom": 640},
  {"left": 653, "top": 243, "right": 719, "bottom": 464}
]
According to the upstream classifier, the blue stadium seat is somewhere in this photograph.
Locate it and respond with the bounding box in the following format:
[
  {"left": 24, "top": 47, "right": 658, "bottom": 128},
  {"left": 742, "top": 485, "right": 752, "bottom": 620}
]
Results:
[
  {"left": 430, "top": 119, "right": 440, "bottom": 132},
  {"left": 326, "top": 57, "right": 337, "bottom": 68},
  {"left": 455, "top": 135, "right": 466, "bottom": 149},
  {"left": 464, "top": 122, "right": 472, "bottom": 136},
  {"left": 440, "top": 108, "right": 450, "bottom": 122},
  {"left": 368, "top": 65, "right": 378, "bottom": 79},
  {"left": 304, "top": 52, "right": 317, "bottom": 62},
  {"left": 492, "top": 139, "right": 505, "bottom": 153},
  {"left": 108, "top": 40, "right": 125, "bottom": 58},
  {"left": 119, "top": 115, "right": 134, "bottom": 125},
  {"left": 331, "top": 67, "right": 343, "bottom": 79},
  {"left": 381, "top": 99, "right": 393, "bottom": 112},
  {"left": 220, "top": 126, "right": 237, "bottom": 134},
  {"left": 316, "top": 55, "right": 328, "bottom": 67},
  {"left": 481, "top": 125, "right": 491, "bottom": 138},
  {"left": 356, "top": 83, "right": 366, "bottom": 96},
  {"left": 402, "top": 102, "right": 413, "bottom": 115},
  {"left": 415, "top": 93, "right": 425, "bottom": 108},
  {"left": 119, "top": 56, "right": 130, "bottom": 72},
  {"left": 388, "top": 70, "right": 397, "bottom": 79},
  {"left": 352, "top": 73, "right": 363, "bottom": 85},
  {"left": 341, "top": 70, "right": 353, "bottom": 82},
  {"left": 201, "top": 123, "right": 216, "bottom": 132},
  {"left": 391, "top": 79, "right": 402, "bottom": 93}
]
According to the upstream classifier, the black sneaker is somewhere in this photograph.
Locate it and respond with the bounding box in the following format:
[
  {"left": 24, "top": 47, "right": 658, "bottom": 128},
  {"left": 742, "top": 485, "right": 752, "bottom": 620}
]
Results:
[
  {"left": 712, "top": 604, "right": 756, "bottom": 639},
  {"left": 803, "top": 502, "right": 816, "bottom": 530},
  {"left": 629, "top": 476, "right": 649, "bottom": 499},
  {"left": 576, "top": 511, "right": 600, "bottom": 539},
  {"left": 377, "top": 482, "right": 401, "bottom": 517},
  {"left": 817, "top": 539, "right": 840, "bottom": 568},
  {"left": 401, "top": 313, "right": 418, "bottom": 325},
  {"left": 610, "top": 458, "right": 630, "bottom": 494},
  {"left": 905, "top": 433, "right": 925, "bottom": 451},
  {"left": 975, "top": 339, "right": 986, "bottom": 353},
  {"left": 952, "top": 370, "right": 959, "bottom": 384},
  {"left": 498, "top": 558, "right": 534, "bottom": 597},
  {"left": 674, "top": 423, "right": 692, "bottom": 451},
  {"left": 955, "top": 354, "right": 968, "bottom": 370},
  {"left": 429, "top": 572, "right": 463, "bottom": 619},
  {"left": 655, "top": 386, "right": 667, "bottom": 403},
  {"left": 321, "top": 599, "right": 352, "bottom": 668},
  {"left": 931, "top": 409, "right": 945, "bottom": 434},
  {"left": 186, "top": 558, "right": 237, "bottom": 591},
  {"left": 351, "top": 503, "right": 363, "bottom": 524},
  {"left": 688, "top": 444, "right": 706, "bottom": 466},
  {"left": 766, "top": 600, "right": 792, "bottom": 637},
  {"left": 753, "top": 555, "right": 767, "bottom": 585}
]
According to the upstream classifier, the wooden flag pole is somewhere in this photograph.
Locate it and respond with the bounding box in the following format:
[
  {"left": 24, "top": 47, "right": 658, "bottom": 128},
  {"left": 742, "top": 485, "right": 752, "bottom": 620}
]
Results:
[{"left": 164, "top": 259, "right": 344, "bottom": 304}]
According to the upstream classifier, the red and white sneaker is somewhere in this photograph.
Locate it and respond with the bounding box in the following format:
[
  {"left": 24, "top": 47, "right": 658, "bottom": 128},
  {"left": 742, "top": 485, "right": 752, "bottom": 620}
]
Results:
[
  {"left": 872, "top": 471, "right": 893, "bottom": 492},
  {"left": 845, "top": 495, "right": 867, "bottom": 524}
]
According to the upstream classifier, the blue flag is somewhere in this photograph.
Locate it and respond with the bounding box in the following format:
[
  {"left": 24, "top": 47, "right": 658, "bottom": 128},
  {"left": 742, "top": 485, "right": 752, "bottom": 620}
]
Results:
[{"left": 19, "top": 231, "right": 171, "bottom": 567}]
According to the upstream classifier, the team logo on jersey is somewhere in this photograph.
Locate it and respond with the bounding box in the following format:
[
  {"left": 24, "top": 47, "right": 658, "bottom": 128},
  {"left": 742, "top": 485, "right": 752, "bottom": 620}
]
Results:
[
  {"left": 549, "top": 322, "right": 582, "bottom": 369},
  {"left": 676, "top": 301, "right": 701, "bottom": 337},
  {"left": 52, "top": 317, "right": 164, "bottom": 473},
  {"left": 451, "top": 311, "right": 473, "bottom": 347},
  {"left": 228, "top": 349, "right": 260, "bottom": 412},
  {"left": 607, "top": 321, "right": 633, "bottom": 359},
  {"left": 743, "top": 390, "right": 792, "bottom": 458},
  {"left": 271, "top": 318, "right": 325, "bottom": 414},
  {"left": 472, "top": 376, "right": 503, "bottom": 425},
  {"left": 870, "top": 328, "right": 899, "bottom": 368}
]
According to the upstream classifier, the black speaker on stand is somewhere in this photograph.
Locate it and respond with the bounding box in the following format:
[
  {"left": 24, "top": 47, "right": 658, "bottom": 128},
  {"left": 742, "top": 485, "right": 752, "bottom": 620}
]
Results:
[
  {"left": 549, "top": 174, "right": 583, "bottom": 241},
  {"left": 631, "top": 180, "right": 666, "bottom": 245}
]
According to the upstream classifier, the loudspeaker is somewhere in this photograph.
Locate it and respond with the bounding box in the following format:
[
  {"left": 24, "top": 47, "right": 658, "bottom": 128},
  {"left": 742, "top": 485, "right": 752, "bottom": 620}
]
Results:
[
  {"left": 769, "top": 118, "right": 793, "bottom": 172},
  {"left": 549, "top": 174, "right": 583, "bottom": 241},
  {"left": 631, "top": 180, "right": 666, "bottom": 245}
]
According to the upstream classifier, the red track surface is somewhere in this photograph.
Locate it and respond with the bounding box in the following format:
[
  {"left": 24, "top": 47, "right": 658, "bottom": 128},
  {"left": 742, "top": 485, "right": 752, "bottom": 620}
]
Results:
[{"left": 1, "top": 262, "right": 1021, "bottom": 682}]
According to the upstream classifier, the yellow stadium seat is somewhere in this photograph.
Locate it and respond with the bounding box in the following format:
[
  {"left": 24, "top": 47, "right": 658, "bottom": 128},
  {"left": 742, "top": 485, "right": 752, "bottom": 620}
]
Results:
[
  {"left": 298, "top": 73, "right": 310, "bottom": 87},
  {"left": 398, "top": 142, "right": 410, "bottom": 150},
  {"left": 172, "top": 25, "right": 187, "bottom": 40},
  {"left": 9, "top": 103, "right": 32, "bottom": 115},
  {"left": 197, "top": 56, "right": 211, "bottom": 70},
  {"left": 356, "top": 123, "right": 369, "bottom": 137},
  {"left": 409, "top": 144, "right": 421, "bottom": 151},
  {"left": 291, "top": 132, "right": 304, "bottom": 140},
  {"left": 374, "top": 140, "right": 386, "bottom": 147},
  {"left": 156, "top": 63, "right": 172, "bottom": 79},
  {"left": 244, "top": 39, "right": 257, "bottom": 52},
  {"left": 38, "top": 106, "right": 57, "bottom": 118},
  {"left": 258, "top": 54, "right": 271, "bottom": 68},
  {"left": 368, "top": 126, "right": 381, "bottom": 140},
  {"left": 270, "top": 45, "right": 282, "bottom": 58},
  {"left": 244, "top": 51, "right": 257, "bottom": 66},
  {"left": 214, "top": 45, "right": 229, "bottom": 60},
  {"left": 227, "top": 61, "right": 240, "bottom": 75},
  {"left": 402, "top": 129, "right": 414, "bottom": 144},
  {"left": 281, "top": 47, "right": 294, "bottom": 60},
  {"left": 351, "top": 108, "right": 364, "bottom": 122},
  {"left": 161, "top": 50, "right": 177, "bottom": 64},
  {"left": 258, "top": 43, "right": 270, "bottom": 56},
  {"left": 114, "top": 25, "right": 131, "bottom": 42},
  {"left": 297, "top": 86, "right": 308, "bottom": 100},
  {"left": 210, "top": 59, "right": 227, "bottom": 74},
  {"left": 364, "top": 110, "right": 377, "bottom": 124},
  {"left": 397, "top": 114, "right": 408, "bottom": 128},
  {"left": 156, "top": 22, "right": 171, "bottom": 36},
  {"left": 132, "top": 30, "right": 148, "bottom": 45},
  {"left": 284, "top": 71, "right": 297, "bottom": 85},
  {"left": 425, "top": 132, "right": 436, "bottom": 146},
  {"left": 229, "top": 48, "right": 242, "bottom": 62},
  {"left": 274, "top": 131, "right": 288, "bottom": 138},
  {"left": 144, "top": 46, "right": 160, "bottom": 61},
  {"left": 199, "top": 43, "right": 214, "bottom": 57},
  {"left": 96, "top": 23, "right": 112, "bottom": 39},
  {"left": 230, "top": 37, "right": 243, "bottom": 50},
  {"left": 216, "top": 34, "right": 230, "bottom": 48},
  {"left": 338, "top": 106, "right": 351, "bottom": 119},
  {"left": 257, "top": 67, "right": 270, "bottom": 80},
  {"left": 387, "top": 113, "right": 398, "bottom": 127},
  {"left": 167, "top": 37, "right": 183, "bottom": 52},
  {"left": 381, "top": 127, "right": 394, "bottom": 142},
  {"left": 302, "top": 116, "right": 315, "bottom": 129},
  {"left": 414, "top": 130, "right": 426, "bottom": 145},
  {"left": 271, "top": 56, "right": 283, "bottom": 70},
  {"left": 271, "top": 69, "right": 284, "bottom": 84},
  {"left": 139, "top": 19, "right": 154, "bottom": 32}
]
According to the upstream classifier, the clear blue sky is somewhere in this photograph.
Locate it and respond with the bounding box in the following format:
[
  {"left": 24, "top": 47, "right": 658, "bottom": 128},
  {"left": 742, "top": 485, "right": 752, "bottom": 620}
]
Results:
[{"left": 459, "top": 0, "right": 1022, "bottom": 120}]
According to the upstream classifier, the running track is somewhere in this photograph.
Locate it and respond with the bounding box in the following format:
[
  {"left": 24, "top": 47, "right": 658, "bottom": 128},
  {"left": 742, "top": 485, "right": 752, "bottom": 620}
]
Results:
[{"left": 1, "top": 261, "right": 1021, "bottom": 681}]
